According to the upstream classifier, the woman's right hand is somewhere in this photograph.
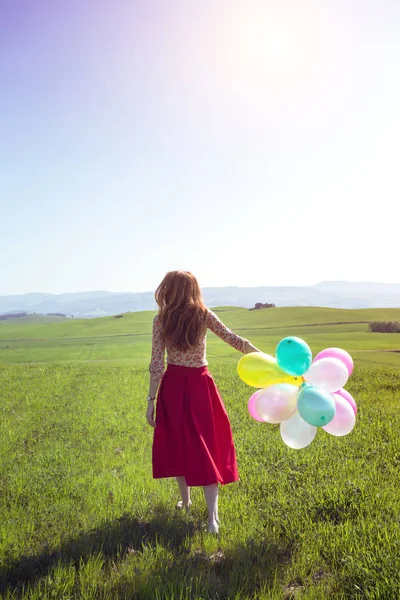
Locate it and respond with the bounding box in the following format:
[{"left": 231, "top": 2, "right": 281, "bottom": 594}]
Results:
[{"left": 146, "top": 400, "right": 156, "bottom": 428}]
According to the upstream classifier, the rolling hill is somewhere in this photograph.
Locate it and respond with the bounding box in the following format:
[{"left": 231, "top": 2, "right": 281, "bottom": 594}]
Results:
[
  {"left": 1, "top": 306, "right": 400, "bottom": 368},
  {"left": 1, "top": 281, "right": 400, "bottom": 318}
]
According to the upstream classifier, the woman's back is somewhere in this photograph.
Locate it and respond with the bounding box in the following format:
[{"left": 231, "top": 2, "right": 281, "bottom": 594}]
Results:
[{"left": 150, "top": 309, "right": 249, "bottom": 376}]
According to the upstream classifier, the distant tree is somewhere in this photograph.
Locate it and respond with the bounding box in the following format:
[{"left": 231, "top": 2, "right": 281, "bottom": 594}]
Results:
[
  {"left": 369, "top": 321, "right": 400, "bottom": 333},
  {"left": 249, "top": 302, "right": 276, "bottom": 311},
  {"left": 0, "top": 312, "right": 28, "bottom": 321},
  {"left": 114, "top": 314, "right": 124, "bottom": 318}
]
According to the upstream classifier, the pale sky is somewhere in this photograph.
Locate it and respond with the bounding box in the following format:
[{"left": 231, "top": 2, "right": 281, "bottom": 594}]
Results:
[{"left": 1, "top": 0, "right": 399, "bottom": 295}]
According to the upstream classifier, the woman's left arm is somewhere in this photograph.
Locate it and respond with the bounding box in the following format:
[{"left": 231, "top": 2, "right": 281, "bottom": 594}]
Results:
[{"left": 207, "top": 310, "right": 261, "bottom": 354}]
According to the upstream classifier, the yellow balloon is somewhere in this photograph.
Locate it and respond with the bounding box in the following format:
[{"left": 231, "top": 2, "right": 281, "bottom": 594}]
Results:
[{"left": 238, "top": 352, "right": 303, "bottom": 388}]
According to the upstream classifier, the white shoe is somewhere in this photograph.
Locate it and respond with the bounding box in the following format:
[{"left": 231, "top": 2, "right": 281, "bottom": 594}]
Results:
[
  {"left": 176, "top": 500, "right": 192, "bottom": 511},
  {"left": 207, "top": 520, "right": 219, "bottom": 535}
]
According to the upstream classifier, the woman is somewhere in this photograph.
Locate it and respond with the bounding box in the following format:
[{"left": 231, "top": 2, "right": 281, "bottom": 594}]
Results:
[{"left": 146, "top": 271, "right": 259, "bottom": 533}]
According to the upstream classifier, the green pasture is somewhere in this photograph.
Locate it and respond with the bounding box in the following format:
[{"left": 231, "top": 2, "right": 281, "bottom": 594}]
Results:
[
  {"left": 1, "top": 307, "right": 400, "bottom": 367},
  {"left": 0, "top": 307, "right": 399, "bottom": 598}
]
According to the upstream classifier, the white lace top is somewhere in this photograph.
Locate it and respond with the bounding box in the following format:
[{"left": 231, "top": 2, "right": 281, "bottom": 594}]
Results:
[{"left": 149, "top": 309, "right": 248, "bottom": 384}]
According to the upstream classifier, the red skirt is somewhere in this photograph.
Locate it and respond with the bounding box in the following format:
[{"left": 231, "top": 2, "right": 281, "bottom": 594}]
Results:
[{"left": 152, "top": 365, "right": 239, "bottom": 486}]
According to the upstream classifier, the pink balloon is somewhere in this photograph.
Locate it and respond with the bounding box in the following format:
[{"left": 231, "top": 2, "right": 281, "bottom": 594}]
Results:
[
  {"left": 248, "top": 390, "right": 265, "bottom": 422},
  {"left": 336, "top": 388, "right": 357, "bottom": 415},
  {"left": 304, "top": 357, "right": 349, "bottom": 393},
  {"left": 256, "top": 384, "right": 298, "bottom": 424},
  {"left": 314, "top": 348, "right": 354, "bottom": 376},
  {"left": 322, "top": 393, "right": 356, "bottom": 436}
]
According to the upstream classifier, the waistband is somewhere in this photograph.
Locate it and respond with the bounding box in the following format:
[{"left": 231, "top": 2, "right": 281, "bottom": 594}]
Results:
[{"left": 166, "top": 363, "right": 208, "bottom": 373}]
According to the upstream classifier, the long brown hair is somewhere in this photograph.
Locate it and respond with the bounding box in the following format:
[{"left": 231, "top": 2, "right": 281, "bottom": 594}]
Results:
[{"left": 155, "top": 271, "right": 208, "bottom": 350}]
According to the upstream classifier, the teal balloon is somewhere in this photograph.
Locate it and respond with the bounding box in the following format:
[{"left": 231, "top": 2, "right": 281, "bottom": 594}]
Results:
[
  {"left": 276, "top": 337, "right": 312, "bottom": 376},
  {"left": 297, "top": 385, "right": 336, "bottom": 427}
]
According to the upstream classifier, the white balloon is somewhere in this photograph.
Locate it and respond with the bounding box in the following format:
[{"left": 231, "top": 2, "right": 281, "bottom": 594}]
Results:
[
  {"left": 322, "top": 393, "right": 356, "bottom": 436},
  {"left": 304, "top": 357, "right": 349, "bottom": 393},
  {"left": 256, "top": 384, "right": 298, "bottom": 424},
  {"left": 280, "top": 411, "right": 317, "bottom": 449}
]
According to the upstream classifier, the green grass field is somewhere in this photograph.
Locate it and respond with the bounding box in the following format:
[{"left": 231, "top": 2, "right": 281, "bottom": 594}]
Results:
[
  {"left": 1, "top": 307, "right": 400, "bottom": 599},
  {"left": 1, "top": 307, "right": 400, "bottom": 368}
]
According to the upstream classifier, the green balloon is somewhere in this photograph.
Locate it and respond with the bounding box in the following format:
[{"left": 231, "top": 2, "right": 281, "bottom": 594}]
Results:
[
  {"left": 276, "top": 337, "right": 312, "bottom": 376},
  {"left": 297, "top": 385, "right": 335, "bottom": 427}
]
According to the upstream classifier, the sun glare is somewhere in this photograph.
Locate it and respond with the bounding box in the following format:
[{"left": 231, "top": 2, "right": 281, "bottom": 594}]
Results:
[
  {"left": 259, "top": 24, "right": 312, "bottom": 77},
  {"left": 235, "top": 13, "right": 318, "bottom": 84}
]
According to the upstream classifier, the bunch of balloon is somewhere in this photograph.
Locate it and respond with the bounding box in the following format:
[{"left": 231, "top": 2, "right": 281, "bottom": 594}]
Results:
[{"left": 238, "top": 339, "right": 357, "bottom": 449}]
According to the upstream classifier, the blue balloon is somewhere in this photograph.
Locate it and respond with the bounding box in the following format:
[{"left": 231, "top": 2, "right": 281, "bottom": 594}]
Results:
[
  {"left": 276, "top": 337, "right": 312, "bottom": 376},
  {"left": 297, "top": 385, "right": 336, "bottom": 427}
]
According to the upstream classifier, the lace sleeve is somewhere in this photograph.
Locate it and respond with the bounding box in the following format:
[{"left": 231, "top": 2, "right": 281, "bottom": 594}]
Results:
[
  {"left": 207, "top": 310, "right": 249, "bottom": 352},
  {"left": 149, "top": 316, "right": 165, "bottom": 379}
]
